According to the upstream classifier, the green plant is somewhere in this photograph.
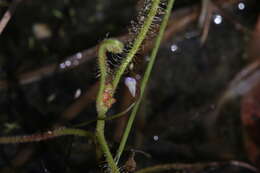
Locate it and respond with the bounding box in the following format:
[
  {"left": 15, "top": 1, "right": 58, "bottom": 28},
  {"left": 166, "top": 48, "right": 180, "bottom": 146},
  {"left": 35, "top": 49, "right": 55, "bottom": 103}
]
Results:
[{"left": 0, "top": 0, "right": 175, "bottom": 172}]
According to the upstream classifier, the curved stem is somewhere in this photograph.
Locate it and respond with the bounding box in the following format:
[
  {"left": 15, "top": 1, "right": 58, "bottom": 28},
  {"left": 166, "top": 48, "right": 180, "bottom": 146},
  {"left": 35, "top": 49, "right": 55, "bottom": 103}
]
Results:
[
  {"left": 115, "top": 0, "right": 176, "bottom": 163},
  {"left": 112, "top": 0, "right": 161, "bottom": 89},
  {"left": 96, "top": 39, "right": 124, "bottom": 173},
  {"left": 0, "top": 127, "right": 94, "bottom": 144},
  {"left": 96, "top": 39, "right": 124, "bottom": 116}
]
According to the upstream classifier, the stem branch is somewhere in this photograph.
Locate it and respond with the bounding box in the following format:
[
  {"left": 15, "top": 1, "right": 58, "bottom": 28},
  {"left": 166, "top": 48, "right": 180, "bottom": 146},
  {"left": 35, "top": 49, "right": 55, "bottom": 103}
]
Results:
[{"left": 115, "top": 0, "right": 176, "bottom": 162}]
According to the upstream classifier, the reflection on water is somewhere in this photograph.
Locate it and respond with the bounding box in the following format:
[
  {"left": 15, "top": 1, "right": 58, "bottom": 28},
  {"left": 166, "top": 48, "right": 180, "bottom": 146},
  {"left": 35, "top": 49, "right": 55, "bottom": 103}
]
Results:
[
  {"left": 76, "top": 52, "right": 82, "bottom": 59},
  {"left": 59, "top": 63, "right": 66, "bottom": 69},
  {"left": 238, "top": 2, "right": 245, "bottom": 10},
  {"left": 153, "top": 135, "right": 159, "bottom": 141},
  {"left": 47, "top": 93, "right": 56, "bottom": 103},
  {"left": 213, "top": 14, "right": 223, "bottom": 25},
  {"left": 170, "top": 44, "right": 178, "bottom": 52},
  {"left": 59, "top": 52, "right": 83, "bottom": 70},
  {"left": 65, "top": 60, "right": 72, "bottom": 67},
  {"left": 74, "top": 89, "right": 82, "bottom": 99}
]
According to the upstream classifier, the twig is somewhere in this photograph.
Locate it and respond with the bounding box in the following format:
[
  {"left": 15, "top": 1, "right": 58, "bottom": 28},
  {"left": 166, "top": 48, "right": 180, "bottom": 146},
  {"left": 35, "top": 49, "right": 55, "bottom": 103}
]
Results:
[
  {"left": 0, "top": 0, "right": 22, "bottom": 35},
  {"left": 0, "top": 46, "right": 98, "bottom": 90},
  {"left": 0, "top": 127, "right": 94, "bottom": 144},
  {"left": 58, "top": 81, "right": 99, "bottom": 123},
  {"left": 0, "top": 6, "right": 198, "bottom": 90},
  {"left": 199, "top": 0, "right": 213, "bottom": 44},
  {"left": 0, "top": 0, "right": 242, "bottom": 91},
  {"left": 198, "top": 0, "right": 210, "bottom": 28},
  {"left": 114, "top": 87, "right": 136, "bottom": 142},
  {"left": 0, "top": 144, "right": 35, "bottom": 172},
  {"left": 135, "top": 161, "right": 258, "bottom": 173}
]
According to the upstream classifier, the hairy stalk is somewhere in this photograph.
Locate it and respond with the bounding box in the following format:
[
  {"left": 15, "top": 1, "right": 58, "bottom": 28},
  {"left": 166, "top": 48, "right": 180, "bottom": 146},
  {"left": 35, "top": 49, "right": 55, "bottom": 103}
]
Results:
[
  {"left": 0, "top": 127, "right": 94, "bottom": 144},
  {"left": 95, "top": 0, "right": 165, "bottom": 170},
  {"left": 96, "top": 39, "right": 124, "bottom": 116},
  {"left": 112, "top": 0, "right": 161, "bottom": 89},
  {"left": 96, "top": 39, "right": 124, "bottom": 173},
  {"left": 96, "top": 124, "right": 119, "bottom": 173},
  {"left": 115, "top": 0, "right": 176, "bottom": 163}
]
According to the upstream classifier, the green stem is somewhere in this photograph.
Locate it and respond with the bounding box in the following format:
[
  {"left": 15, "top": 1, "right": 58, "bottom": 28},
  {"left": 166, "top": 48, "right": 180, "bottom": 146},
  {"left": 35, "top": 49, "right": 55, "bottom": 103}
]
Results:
[
  {"left": 96, "top": 39, "right": 123, "bottom": 173},
  {"left": 115, "top": 0, "right": 176, "bottom": 163},
  {"left": 56, "top": 128, "right": 94, "bottom": 138},
  {"left": 96, "top": 39, "right": 124, "bottom": 116},
  {"left": 0, "top": 127, "right": 94, "bottom": 144},
  {"left": 96, "top": 121, "right": 119, "bottom": 173},
  {"left": 112, "top": 0, "right": 161, "bottom": 89}
]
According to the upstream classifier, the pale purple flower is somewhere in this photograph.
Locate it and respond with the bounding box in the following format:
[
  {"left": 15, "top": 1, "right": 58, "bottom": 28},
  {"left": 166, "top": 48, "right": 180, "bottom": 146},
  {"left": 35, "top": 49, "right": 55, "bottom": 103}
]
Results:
[{"left": 124, "top": 77, "right": 137, "bottom": 97}]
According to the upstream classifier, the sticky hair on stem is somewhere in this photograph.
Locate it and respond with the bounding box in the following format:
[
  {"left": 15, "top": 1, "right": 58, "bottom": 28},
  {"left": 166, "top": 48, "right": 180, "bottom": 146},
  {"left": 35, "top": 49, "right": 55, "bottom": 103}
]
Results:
[
  {"left": 96, "top": 39, "right": 124, "bottom": 114},
  {"left": 112, "top": 0, "right": 162, "bottom": 90},
  {"left": 118, "top": 0, "right": 167, "bottom": 74},
  {"left": 0, "top": 127, "right": 94, "bottom": 144}
]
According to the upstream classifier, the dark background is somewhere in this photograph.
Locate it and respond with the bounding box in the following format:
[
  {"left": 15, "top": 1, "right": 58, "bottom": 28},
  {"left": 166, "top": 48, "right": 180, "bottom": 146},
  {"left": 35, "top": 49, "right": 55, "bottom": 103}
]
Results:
[{"left": 0, "top": 0, "right": 259, "bottom": 172}]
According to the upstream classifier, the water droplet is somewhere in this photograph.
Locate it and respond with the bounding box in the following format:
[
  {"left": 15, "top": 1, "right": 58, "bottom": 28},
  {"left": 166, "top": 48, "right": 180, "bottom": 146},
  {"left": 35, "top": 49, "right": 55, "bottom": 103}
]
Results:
[
  {"left": 47, "top": 131, "right": 53, "bottom": 135},
  {"left": 41, "top": 160, "right": 51, "bottom": 173},
  {"left": 213, "top": 14, "right": 222, "bottom": 25},
  {"left": 135, "top": 74, "right": 141, "bottom": 80},
  {"left": 140, "top": 16, "right": 145, "bottom": 22},
  {"left": 76, "top": 52, "right": 82, "bottom": 59},
  {"left": 125, "top": 77, "right": 137, "bottom": 97},
  {"left": 65, "top": 60, "right": 71, "bottom": 67},
  {"left": 153, "top": 135, "right": 159, "bottom": 141},
  {"left": 238, "top": 2, "right": 245, "bottom": 10},
  {"left": 129, "top": 63, "right": 134, "bottom": 70},
  {"left": 170, "top": 44, "right": 178, "bottom": 52},
  {"left": 60, "top": 63, "right": 66, "bottom": 69},
  {"left": 32, "top": 23, "right": 52, "bottom": 40},
  {"left": 47, "top": 94, "right": 56, "bottom": 102},
  {"left": 74, "top": 89, "right": 81, "bottom": 99}
]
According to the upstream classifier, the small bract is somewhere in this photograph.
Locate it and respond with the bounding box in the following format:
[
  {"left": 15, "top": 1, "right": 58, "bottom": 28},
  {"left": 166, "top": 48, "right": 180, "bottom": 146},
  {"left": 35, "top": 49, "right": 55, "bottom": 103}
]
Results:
[{"left": 125, "top": 77, "right": 137, "bottom": 97}]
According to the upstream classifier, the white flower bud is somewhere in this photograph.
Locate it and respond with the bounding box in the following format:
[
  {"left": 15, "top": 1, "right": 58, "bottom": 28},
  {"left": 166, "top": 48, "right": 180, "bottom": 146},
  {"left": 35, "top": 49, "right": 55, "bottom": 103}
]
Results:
[{"left": 125, "top": 77, "right": 137, "bottom": 97}]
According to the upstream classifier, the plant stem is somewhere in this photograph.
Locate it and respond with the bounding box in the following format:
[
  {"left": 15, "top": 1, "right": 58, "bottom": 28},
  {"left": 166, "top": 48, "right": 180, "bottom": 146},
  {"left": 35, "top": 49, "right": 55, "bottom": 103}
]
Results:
[
  {"left": 96, "top": 39, "right": 123, "bottom": 116},
  {"left": 115, "top": 0, "right": 176, "bottom": 163},
  {"left": 96, "top": 39, "right": 124, "bottom": 173},
  {"left": 112, "top": 0, "right": 161, "bottom": 89},
  {"left": 96, "top": 121, "right": 120, "bottom": 173},
  {"left": 95, "top": 0, "right": 164, "bottom": 169},
  {"left": 55, "top": 128, "right": 94, "bottom": 138},
  {"left": 0, "top": 127, "right": 94, "bottom": 144}
]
